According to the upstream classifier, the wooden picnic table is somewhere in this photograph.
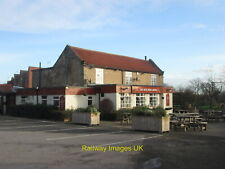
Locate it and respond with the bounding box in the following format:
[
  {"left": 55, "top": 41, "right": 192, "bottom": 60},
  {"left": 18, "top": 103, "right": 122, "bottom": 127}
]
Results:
[
  {"left": 170, "top": 113, "right": 207, "bottom": 131},
  {"left": 120, "top": 113, "right": 132, "bottom": 125}
]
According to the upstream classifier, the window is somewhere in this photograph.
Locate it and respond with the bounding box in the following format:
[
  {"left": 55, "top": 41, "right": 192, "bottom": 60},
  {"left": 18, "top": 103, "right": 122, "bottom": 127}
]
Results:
[
  {"left": 42, "top": 96, "right": 47, "bottom": 105},
  {"left": 101, "top": 93, "right": 104, "bottom": 97},
  {"left": 149, "top": 94, "right": 158, "bottom": 107},
  {"left": 88, "top": 96, "right": 93, "bottom": 106},
  {"left": 96, "top": 68, "right": 104, "bottom": 84},
  {"left": 136, "top": 93, "right": 145, "bottom": 106},
  {"left": 120, "top": 93, "right": 131, "bottom": 108},
  {"left": 53, "top": 96, "right": 60, "bottom": 107},
  {"left": 21, "top": 96, "right": 27, "bottom": 104},
  {"left": 151, "top": 74, "right": 157, "bottom": 86},
  {"left": 124, "top": 72, "right": 132, "bottom": 84}
]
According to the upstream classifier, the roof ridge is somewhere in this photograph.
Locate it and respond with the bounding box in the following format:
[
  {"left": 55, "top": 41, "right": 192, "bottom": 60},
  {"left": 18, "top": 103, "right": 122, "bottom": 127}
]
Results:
[{"left": 68, "top": 45, "right": 149, "bottom": 62}]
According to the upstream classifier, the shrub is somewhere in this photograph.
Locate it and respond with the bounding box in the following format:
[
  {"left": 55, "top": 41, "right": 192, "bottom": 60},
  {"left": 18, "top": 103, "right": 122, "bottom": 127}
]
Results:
[
  {"left": 75, "top": 108, "right": 87, "bottom": 112},
  {"left": 114, "top": 108, "right": 132, "bottom": 120},
  {"left": 7, "top": 104, "right": 65, "bottom": 121},
  {"left": 62, "top": 110, "right": 74, "bottom": 120},
  {"left": 99, "top": 99, "right": 114, "bottom": 114},
  {"left": 132, "top": 106, "right": 153, "bottom": 116},
  {"left": 86, "top": 105, "right": 98, "bottom": 113},
  {"left": 132, "top": 106, "right": 167, "bottom": 117},
  {"left": 100, "top": 113, "right": 118, "bottom": 121},
  {"left": 75, "top": 105, "right": 100, "bottom": 115},
  {"left": 99, "top": 99, "right": 116, "bottom": 121},
  {"left": 152, "top": 106, "right": 166, "bottom": 117}
]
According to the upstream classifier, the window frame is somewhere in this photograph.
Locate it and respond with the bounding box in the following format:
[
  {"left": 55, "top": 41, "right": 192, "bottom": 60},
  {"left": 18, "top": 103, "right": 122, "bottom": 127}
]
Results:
[
  {"left": 21, "top": 96, "right": 27, "bottom": 104},
  {"left": 88, "top": 96, "right": 93, "bottom": 106},
  {"left": 120, "top": 93, "right": 131, "bottom": 108},
  {"left": 124, "top": 71, "right": 132, "bottom": 85},
  {"left": 41, "top": 96, "right": 47, "bottom": 105},
  {"left": 53, "top": 96, "right": 60, "bottom": 107},
  {"left": 149, "top": 93, "right": 158, "bottom": 107},
  {"left": 151, "top": 74, "right": 157, "bottom": 86},
  {"left": 136, "top": 93, "right": 145, "bottom": 106}
]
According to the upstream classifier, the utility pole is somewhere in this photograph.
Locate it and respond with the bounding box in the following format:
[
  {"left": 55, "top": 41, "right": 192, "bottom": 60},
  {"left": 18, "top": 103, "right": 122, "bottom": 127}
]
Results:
[{"left": 37, "top": 62, "right": 41, "bottom": 105}]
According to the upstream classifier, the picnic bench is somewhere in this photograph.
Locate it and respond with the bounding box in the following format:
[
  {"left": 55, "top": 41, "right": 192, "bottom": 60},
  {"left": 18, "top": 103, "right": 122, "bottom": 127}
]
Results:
[
  {"left": 120, "top": 113, "right": 132, "bottom": 125},
  {"left": 201, "top": 110, "right": 225, "bottom": 122},
  {"left": 170, "top": 113, "right": 207, "bottom": 132}
]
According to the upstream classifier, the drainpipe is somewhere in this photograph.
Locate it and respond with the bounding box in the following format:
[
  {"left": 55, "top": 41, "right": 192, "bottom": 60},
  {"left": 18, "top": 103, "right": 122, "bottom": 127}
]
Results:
[{"left": 98, "top": 87, "right": 101, "bottom": 110}]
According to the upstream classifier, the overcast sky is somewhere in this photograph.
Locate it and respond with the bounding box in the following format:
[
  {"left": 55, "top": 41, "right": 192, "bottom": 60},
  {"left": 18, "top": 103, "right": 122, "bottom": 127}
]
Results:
[{"left": 0, "top": 0, "right": 225, "bottom": 87}]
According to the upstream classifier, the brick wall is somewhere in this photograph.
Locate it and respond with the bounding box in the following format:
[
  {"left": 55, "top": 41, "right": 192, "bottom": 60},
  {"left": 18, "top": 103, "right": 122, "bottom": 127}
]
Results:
[{"left": 83, "top": 66, "right": 163, "bottom": 86}]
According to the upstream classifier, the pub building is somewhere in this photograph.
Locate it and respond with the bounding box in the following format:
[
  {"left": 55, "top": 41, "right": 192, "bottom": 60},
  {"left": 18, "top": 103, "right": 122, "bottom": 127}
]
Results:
[{"left": 12, "top": 45, "right": 173, "bottom": 113}]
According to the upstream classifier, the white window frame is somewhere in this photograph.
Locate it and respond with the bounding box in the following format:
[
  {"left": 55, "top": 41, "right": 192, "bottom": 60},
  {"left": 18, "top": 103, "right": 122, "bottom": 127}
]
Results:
[
  {"left": 124, "top": 72, "right": 132, "bottom": 84},
  {"left": 21, "top": 96, "right": 27, "bottom": 104},
  {"left": 151, "top": 74, "right": 157, "bottom": 86},
  {"left": 136, "top": 93, "right": 145, "bottom": 106},
  {"left": 41, "top": 96, "right": 47, "bottom": 105},
  {"left": 120, "top": 93, "right": 131, "bottom": 108},
  {"left": 96, "top": 68, "right": 104, "bottom": 84},
  {"left": 88, "top": 96, "right": 93, "bottom": 106},
  {"left": 149, "top": 93, "right": 158, "bottom": 107}
]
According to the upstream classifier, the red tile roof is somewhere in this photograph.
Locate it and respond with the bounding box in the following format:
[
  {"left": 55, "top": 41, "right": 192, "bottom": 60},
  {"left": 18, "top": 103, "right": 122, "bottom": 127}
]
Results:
[
  {"left": 0, "top": 84, "right": 13, "bottom": 93},
  {"left": 69, "top": 46, "right": 163, "bottom": 74}
]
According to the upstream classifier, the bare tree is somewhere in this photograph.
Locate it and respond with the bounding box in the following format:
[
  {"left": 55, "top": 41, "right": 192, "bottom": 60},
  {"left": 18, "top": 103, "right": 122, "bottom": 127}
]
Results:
[{"left": 189, "top": 78, "right": 202, "bottom": 95}]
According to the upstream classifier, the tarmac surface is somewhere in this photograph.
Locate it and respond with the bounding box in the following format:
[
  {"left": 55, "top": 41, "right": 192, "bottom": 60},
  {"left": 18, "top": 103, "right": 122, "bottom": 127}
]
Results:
[{"left": 0, "top": 115, "right": 225, "bottom": 169}]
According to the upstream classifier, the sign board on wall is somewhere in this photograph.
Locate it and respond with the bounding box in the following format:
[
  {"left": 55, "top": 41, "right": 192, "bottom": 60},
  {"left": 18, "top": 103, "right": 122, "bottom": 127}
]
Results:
[
  {"left": 166, "top": 94, "right": 170, "bottom": 106},
  {"left": 132, "top": 86, "right": 161, "bottom": 93}
]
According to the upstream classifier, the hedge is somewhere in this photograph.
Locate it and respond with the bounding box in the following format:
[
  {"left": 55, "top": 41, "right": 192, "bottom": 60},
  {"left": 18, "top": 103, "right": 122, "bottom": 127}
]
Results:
[{"left": 6, "top": 104, "right": 71, "bottom": 121}]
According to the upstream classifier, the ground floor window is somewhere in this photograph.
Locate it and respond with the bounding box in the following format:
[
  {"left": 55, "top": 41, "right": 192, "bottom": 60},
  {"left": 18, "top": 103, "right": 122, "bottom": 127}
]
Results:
[
  {"left": 120, "top": 93, "right": 131, "bottom": 108},
  {"left": 149, "top": 94, "right": 158, "bottom": 107},
  {"left": 53, "top": 96, "right": 60, "bottom": 107},
  {"left": 136, "top": 93, "right": 145, "bottom": 106},
  {"left": 88, "top": 96, "right": 93, "bottom": 106},
  {"left": 21, "top": 96, "right": 27, "bottom": 104},
  {"left": 41, "top": 96, "right": 47, "bottom": 105}
]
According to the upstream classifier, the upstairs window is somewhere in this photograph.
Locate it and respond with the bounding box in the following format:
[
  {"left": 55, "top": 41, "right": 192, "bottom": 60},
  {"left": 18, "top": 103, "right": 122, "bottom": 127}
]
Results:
[
  {"left": 151, "top": 74, "right": 157, "bottom": 86},
  {"left": 124, "top": 72, "right": 132, "bottom": 84},
  {"left": 96, "top": 68, "right": 104, "bottom": 84}
]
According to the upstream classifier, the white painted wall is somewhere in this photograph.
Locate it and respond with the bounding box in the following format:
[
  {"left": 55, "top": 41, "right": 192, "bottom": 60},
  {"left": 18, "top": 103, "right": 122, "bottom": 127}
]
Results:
[
  {"left": 162, "top": 93, "right": 173, "bottom": 114},
  {"left": 16, "top": 95, "right": 35, "bottom": 105},
  {"left": 65, "top": 94, "right": 99, "bottom": 110},
  {"left": 16, "top": 95, "right": 62, "bottom": 105},
  {"left": 15, "top": 92, "right": 173, "bottom": 113},
  {"left": 100, "top": 93, "right": 117, "bottom": 110}
]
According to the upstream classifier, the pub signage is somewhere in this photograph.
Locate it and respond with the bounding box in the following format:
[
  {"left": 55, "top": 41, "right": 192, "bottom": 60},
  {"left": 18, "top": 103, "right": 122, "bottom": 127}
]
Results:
[{"left": 132, "top": 86, "right": 161, "bottom": 93}]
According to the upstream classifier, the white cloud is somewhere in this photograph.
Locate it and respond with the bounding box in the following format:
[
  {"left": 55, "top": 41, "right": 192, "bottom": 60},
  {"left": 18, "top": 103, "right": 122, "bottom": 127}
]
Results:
[
  {"left": 0, "top": 0, "right": 126, "bottom": 32},
  {"left": 192, "top": 0, "right": 219, "bottom": 6},
  {"left": 193, "top": 23, "right": 207, "bottom": 29},
  {"left": 0, "top": 0, "right": 221, "bottom": 33}
]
